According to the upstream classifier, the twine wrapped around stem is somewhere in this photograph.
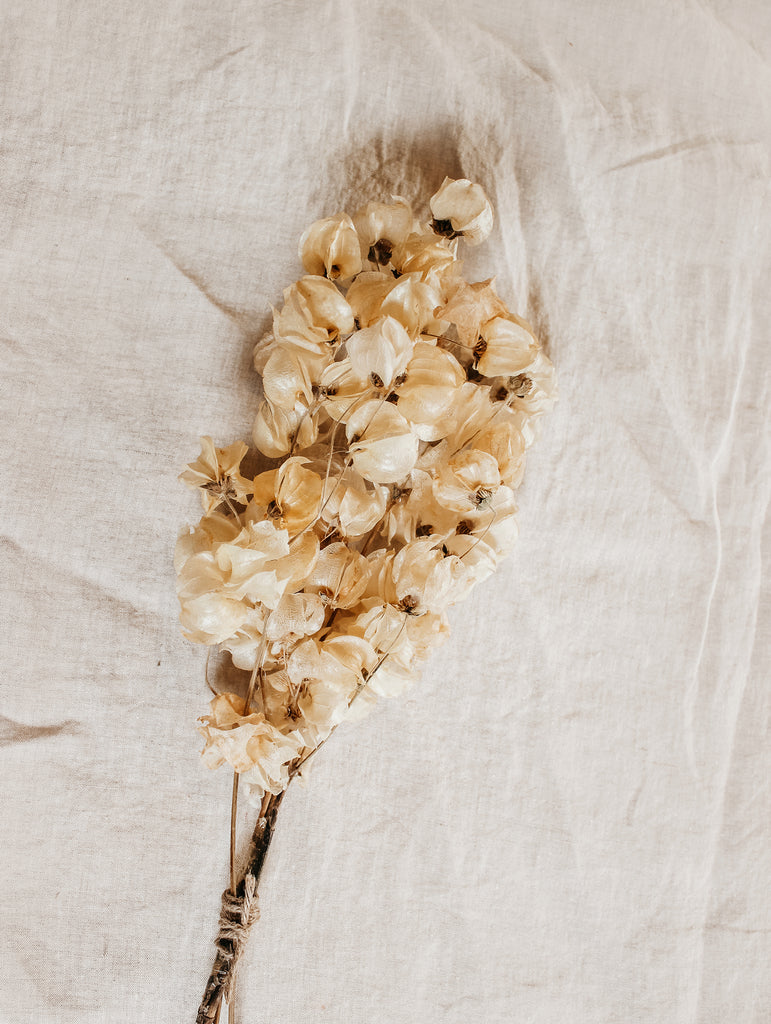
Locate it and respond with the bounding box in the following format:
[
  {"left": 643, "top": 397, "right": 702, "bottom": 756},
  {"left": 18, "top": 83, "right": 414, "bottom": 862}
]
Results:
[{"left": 196, "top": 792, "right": 285, "bottom": 1024}]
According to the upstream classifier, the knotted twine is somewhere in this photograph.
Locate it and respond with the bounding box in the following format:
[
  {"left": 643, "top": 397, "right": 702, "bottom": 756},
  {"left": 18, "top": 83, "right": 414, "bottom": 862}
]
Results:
[{"left": 214, "top": 873, "right": 260, "bottom": 1004}]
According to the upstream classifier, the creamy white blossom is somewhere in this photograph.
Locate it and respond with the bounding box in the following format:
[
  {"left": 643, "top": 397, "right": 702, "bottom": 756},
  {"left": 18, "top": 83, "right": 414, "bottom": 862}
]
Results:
[
  {"left": 177, "top": 176, "right": 554, "bottom": 799},
  {"left": 299, "top": 213, "right": 362, "bottom": 280},
  {"left": 429, "top": 177, "right": 494, "bottom": 246}
]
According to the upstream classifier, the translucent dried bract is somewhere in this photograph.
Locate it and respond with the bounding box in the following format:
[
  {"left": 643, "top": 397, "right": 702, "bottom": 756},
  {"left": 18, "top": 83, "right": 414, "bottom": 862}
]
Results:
[{"left": 177, "top": 176, "right": 555, "bottom": 802}]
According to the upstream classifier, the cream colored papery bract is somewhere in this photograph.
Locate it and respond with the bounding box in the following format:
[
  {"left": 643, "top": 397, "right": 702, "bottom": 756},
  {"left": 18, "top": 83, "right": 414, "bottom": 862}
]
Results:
[
  {"left": 477, "top": 315, "right": 539, "bottom": 377},
  {"left": 396, "top": 343, "right": 466, "bottom": 441},
  {"left": 299, "top": 213, "right": 362, "bottom": 281},
  {"left": 302, "top": 542, "right": 371, "bottom": 609},
  {"left": 178, "top": 177, "right": 556, "bottom": 800},
  {"left": 275, "top": 275, "right": 354, "bottom": 354},
  {"left": 432, "top": 449, "right": 502, "bottom": 514},
  {"left": 179, "top": 436, "right": 254, "bottom": 513},
  {"left": 253, "top": 398, "right": 318, "bottom": 458},
  {"left": 438, "top": 277, "right": 508, "bottom": 347},
  {"left": 261, "top": 345, "right": 318, "bottom": 411},
  {"left": 345, "top": 400, "right": 419, "bottom": 484},
  {"left": 199, "top": 693, "right": 303, "bottom": 797},
  {"left": 252, "top": 458, "right": 323, "bottom": 536},
  {"left": 353, "top": 197, "right": 417, "bottom": 257},
  {"left": 392, "top": 234, "right": 458, "bottom": 288},
  {"left": 345, "top": 316, "right": 413, "bottom": 387},
  {"left": 429, "top": 177, "right": 494, "bottom": 246}
]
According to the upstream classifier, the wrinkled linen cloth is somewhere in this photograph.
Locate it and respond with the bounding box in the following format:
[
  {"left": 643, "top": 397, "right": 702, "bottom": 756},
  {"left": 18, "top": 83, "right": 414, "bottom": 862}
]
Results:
[{"left": 1, "top": 2, "right": 769, "bottom": 1022}]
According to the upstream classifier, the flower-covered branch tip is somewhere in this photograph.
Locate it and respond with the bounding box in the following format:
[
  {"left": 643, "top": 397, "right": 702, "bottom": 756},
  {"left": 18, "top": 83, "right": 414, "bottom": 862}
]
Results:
[
  {"left": 177, "top": 177, "right": 556, "bottom": 1023},
  {"left": 177, "top": 176, "right": 555, "bottom": 802}
]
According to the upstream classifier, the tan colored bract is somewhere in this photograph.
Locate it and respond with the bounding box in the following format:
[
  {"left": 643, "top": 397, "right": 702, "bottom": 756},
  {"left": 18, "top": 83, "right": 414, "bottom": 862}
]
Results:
[{"left": 178, "top": 178, "right": 556, "bottom": 806}]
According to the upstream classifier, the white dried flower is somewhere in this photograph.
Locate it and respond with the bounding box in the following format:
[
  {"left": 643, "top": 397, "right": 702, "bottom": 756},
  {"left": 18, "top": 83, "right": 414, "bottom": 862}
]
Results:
[
  {"left": 429, "top": 177, "right": 494, "bottom": 246},
  {"left": 179, "top": 437, "right": 253, "bottom": 514},
  {"left": 345, "top": 317, "right": 413, "bottom": 388},
  {"left": 395, "top": 343, "right": 466, "bottom": 441},
  {"left": 345, "top": 400, "right": 419, "bottom": 484},
  {"left": 261, "top": 346, "right": 317, "bottom": 411},
  {"left": 178, "top": 175, "right": 555, "bottom": 828},
  {"left": 253, "top": 398, "right": 318, "bottom": 458},
  {"left": 432, "top": 450, "right": 501, "bottom": 514},
  {"left": 303, "top": 542, "right": 370, "bottom": 609},
  {"left": 438, "top": 277, "right": 509, "bottom": 347},
  {"left": 252, "top": 457, "right": 323, "bottom": 536},
  {"left": 199, "top": 694, "right": 302, "bottom": 797},
  {"left": 392, "top": 233, "right": 458, "bottom": 288},
  {"left": 476, "top": 315, "right": 539, "bottom": 377},
  {"left": 299, "top": 213, "right": 362, "bottom": 280},
  {"left": 275, "top": 276, "right": 355, "bottom": 355},
  {"left": 353, "top": 197, "right": 417, "bottom": 263}
]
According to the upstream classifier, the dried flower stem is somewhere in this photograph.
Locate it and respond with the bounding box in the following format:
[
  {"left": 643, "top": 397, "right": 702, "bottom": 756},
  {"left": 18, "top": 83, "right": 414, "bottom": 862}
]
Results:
[{"left": 197, "top": 790, "right": 286, "bottom": 1024}]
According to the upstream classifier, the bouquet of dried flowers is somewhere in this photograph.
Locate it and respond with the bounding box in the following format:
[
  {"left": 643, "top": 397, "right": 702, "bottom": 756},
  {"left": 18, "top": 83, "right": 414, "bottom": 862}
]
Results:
[{"left": 175, "top": 178, "right": 556, "bottom": 1023}]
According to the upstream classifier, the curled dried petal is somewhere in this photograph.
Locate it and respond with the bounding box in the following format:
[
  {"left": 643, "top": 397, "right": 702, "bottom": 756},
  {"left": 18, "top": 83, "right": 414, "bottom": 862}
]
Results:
[
  {"left": 198, "top": 693, "right": 302, "bottom": 796},
  {"left": 179, "top": 436, "right": 253, "bottom": 513},
  {"left": 353, "top": 197, "right": 417, "bottom": 259},
  {"left": 433, "top": 450, "right": 501, "bottom": 514},
  {"left": 252, "top": 457, "right": 323, "bottom": 536},
  {"left": 477, "top": 316, "right": 539, "bottom": 377},
  {"left": 275, "top": 276, "right": 355, "bottom": 355},
  {"left": 253, "top": 399, "right": 318, "bottom": 458},
  {"left": 299, "top": 213, "right": 362, "bottom": 280},
  {"left": 345, "top": 317, "right": 413, "bottom": 387},
  {"left": 303, "top": 542, "right": 370, "bottom": 608},
  {"left": 429, "top": 177, "right": 494, "bottom": 246},
  {"left": 438, "top": 278, "right": 508, "bottom": 347},
  {"left": 345, "top": 400, "right": 419, "bottom": 484},
  {"left": 396, "top": 343, "right": 465, "bottom": 441}
]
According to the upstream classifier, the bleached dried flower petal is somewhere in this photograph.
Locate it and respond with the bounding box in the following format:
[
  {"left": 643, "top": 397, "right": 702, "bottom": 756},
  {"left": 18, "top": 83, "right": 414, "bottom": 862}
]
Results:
[
  {"left": 380, "top": 275, "right": 444, "bottom": 338},
  {"left": 253, "top": 399, "right": 318, "bottom": 458},
  {"left": 221, "top": 606, "right": 269, "bottom": 671},
  {"left": 179, "top": 592, "right": 251, "bottom": 645},
  {"left": 429, "top": 177, "right": 494, "bottom": 246},
  {"left": 473, "top": 413, "right": 526, "bottom": 489},
  {"left": 303, "top": 542, "right": 370, "bottom": 609},
  {"left": 265, "top": 592, "right": 326, "bottom": 644},
  {"left": 199, "top": 693, "right": 303, "bottom": 796},
  {"left": 391, "top": 539, "right": 470, "bottom": 615},
  {"left": 392, "top": 233, "right": 458, "bottom": 286},
  {"left": 345, "top": 317, "right": 413, "bottom": 388},
  {"left": 174, "top": 512, "right": 240, "bottom": 573},
  {"left": 275, "top": 276, "right": 355, "bottom": 354},
  {"left": 273, "top": 532, "right": 320, "bottom": 592},
  {"left": 345, "top": 400, "right": 419, "bottom": 484},
  {"left": 396, "top": 343, "right": 466, "bottom": 441},
  {"left": 345, "top": 272, "right": 401, "bottom": 329},
  {"left": 438, "top": 278, "right": 508, "bottom": 347},
  {"left": 213, "top": 520, "right": 290, "bottom": 607},
  {"left": 299, "top": 213, "right": 362, "bottom": 280},
  {"left": 262, "top": 346, "right": 318, "bottom": 410},
  {"left": 353, "top": 197, "right": 417, "bottom": 261},
  {"left": 337, "top": 474, "right": 389, "bottom": 537},
  {"left": 433, "top": 449, "right": 501, "bottom": 514},
  {"left": 477, "top": 316, "right": 539, "bottom": 377},
  {"left": 252, "top": 457, "right": 323, "bottom": 536},
  {"left": 179, "top": 436, "right": 253, "bottom": 513}
]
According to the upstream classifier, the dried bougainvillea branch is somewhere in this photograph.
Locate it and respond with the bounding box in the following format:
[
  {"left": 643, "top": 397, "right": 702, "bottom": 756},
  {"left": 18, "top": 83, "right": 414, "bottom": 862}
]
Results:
[{"left": 176, "top": 178, "right": 556, "bottom": 1023}]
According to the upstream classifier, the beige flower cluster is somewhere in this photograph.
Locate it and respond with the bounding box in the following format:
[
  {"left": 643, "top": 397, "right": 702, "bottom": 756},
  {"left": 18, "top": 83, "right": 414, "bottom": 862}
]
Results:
[{"left": 176, "top": 178, "right": 556, "bottom": 802}]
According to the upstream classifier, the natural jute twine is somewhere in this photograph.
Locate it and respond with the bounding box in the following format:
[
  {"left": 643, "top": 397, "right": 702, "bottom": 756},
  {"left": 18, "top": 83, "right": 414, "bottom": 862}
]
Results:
[{"left": 214, "top": 873, "right": 260, "bottom": 1004}]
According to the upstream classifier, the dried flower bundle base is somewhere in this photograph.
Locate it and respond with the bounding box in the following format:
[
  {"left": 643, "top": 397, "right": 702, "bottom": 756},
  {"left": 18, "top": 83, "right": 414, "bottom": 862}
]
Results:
[{"left": 176, "top": 178, "right": 556, "bottom": 1023}]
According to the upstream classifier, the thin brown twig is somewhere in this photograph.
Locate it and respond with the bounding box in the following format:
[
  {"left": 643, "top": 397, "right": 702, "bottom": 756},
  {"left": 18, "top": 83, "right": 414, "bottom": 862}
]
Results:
[{"left": 229, "top": 773, "right": 239, "bottom": 895}]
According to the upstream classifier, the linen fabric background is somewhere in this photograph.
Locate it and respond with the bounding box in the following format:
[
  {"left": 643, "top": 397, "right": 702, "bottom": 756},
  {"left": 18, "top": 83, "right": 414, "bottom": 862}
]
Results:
[{"left": 1, "top": 1, "right": 769, "bottom": 1022}]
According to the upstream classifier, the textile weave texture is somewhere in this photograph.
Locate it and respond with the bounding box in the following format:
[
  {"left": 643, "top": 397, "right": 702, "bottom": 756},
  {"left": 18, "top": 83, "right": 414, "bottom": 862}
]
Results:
[{"left": 1, "top": 1, "right": 769, "bottom": 1021}]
